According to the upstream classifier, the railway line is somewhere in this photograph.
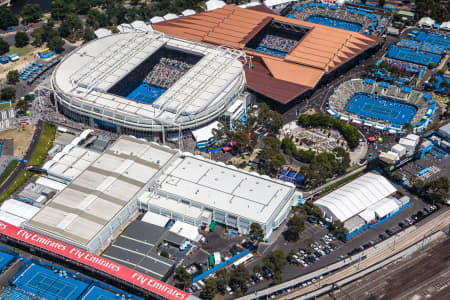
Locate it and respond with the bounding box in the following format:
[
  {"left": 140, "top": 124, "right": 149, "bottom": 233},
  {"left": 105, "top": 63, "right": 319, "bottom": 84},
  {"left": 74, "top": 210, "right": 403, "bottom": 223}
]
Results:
[{"left": 238, "top": 209, "right": 450, "bottom": 300}]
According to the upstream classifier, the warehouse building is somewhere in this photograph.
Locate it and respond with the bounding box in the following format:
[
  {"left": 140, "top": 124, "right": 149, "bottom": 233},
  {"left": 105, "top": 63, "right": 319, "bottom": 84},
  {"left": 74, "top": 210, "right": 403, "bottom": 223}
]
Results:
[
  {"left": 26, "top": 136, "right": 295, "bottom": 252},
  {"left": 314, "top": 173, "right": 408, "bottom": 236},
  {"left": 25, "top": 137, "right": 179, "bottom": 253},
  {"left": 139, "top": 153, "right": 296, "bottom": 237}
]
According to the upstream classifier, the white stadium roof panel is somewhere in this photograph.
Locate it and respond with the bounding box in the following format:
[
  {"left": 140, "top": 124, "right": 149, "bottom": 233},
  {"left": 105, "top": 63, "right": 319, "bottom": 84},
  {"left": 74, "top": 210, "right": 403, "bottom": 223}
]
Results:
[
  {"left": 52, "top": 31, "right": 245, "bottom": 133},
  {"left": 315, "top": 173, "right": 397, "bottom": 222}
]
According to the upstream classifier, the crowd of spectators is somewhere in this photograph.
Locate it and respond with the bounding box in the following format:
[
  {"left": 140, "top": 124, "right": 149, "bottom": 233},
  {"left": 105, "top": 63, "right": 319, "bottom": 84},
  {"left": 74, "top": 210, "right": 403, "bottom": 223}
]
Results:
[
  {"left": 258, "top": 34, "right": 298, "bottom": 54},
  {"left": 145, "top": 57, "right": 193, "bottom": 89},
  {"left": 290, "top": 2, "right": 390, "bottom": 36}
]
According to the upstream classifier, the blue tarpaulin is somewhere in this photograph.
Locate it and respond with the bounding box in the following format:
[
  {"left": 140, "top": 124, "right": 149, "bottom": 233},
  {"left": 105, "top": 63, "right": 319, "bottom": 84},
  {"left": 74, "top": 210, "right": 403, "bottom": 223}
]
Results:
[
  {"left": 422, "top": 93, "right": 432, "bottom": 100},
  {"left": 364, "top": 78, "right": 374, "bottom": 84},
  {"left": 401, "top": 86, "right": 412, "bottom": 93},
  {"left": 379, "top": 81, "right": 390, "bottom": 88}
]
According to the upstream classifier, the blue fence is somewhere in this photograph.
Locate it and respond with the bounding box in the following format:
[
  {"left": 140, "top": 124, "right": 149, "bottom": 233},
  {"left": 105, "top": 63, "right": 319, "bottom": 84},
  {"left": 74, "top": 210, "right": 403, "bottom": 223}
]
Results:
[{"left": 192, "top": 248, "right": 251, "bottom": 282}]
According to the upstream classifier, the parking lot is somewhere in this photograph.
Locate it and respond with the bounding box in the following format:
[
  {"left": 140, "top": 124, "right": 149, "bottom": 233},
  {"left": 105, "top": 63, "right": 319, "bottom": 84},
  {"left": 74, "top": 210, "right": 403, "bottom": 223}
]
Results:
[{"left": 237, "top": 190, "right": 438, "bottom": 295}]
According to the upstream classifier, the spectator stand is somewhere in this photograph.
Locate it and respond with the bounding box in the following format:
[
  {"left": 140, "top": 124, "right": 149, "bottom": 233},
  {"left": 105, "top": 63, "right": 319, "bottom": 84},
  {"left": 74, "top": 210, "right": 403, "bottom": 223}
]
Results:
[
  {"left": 289, "top": 1, "right": 389, "bottom": 36},
  {"left": 327, "top": 79, "right": 433, "bottom": 134}
]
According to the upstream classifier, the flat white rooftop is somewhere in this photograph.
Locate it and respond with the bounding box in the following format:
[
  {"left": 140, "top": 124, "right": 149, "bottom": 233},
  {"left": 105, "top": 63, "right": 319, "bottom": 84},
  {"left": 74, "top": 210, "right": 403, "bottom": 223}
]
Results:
[
  {"left": 26, "top": 136, "right": 178, "bottom": 247},
  {"left": 150, "top": 155, "right": 295, "bottom": 224}
]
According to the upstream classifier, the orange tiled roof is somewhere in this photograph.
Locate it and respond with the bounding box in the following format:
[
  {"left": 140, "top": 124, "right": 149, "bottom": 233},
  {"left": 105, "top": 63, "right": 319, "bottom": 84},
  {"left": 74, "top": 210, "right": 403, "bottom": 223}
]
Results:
[{"left": 153, "top": 5, "right": 381, "bottom": 103}]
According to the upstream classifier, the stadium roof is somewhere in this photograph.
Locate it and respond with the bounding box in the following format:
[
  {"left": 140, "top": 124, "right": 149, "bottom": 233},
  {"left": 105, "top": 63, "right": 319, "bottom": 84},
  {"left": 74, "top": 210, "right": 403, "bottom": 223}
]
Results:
[
  {"left": 314, "top": 173, "right": 397, "bottom": 222},
  {"left": 52, "top": 31, "right": 245, "bottom": 132},
  {"left": 26, "top": 137, "right": 178, "bottom": 250},
  {"left": 152, "top": 5, "right": 381, "bottom": 104}
]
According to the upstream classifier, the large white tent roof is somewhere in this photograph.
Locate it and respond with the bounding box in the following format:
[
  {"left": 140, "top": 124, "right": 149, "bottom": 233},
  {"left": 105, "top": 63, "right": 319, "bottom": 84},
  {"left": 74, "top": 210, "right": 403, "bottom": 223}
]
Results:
[
  {"left": 315, "top": 173, "right": 397, "bottom": 222},
  {"left": 419, "top": 17, "right": 435, "bottom": 27}
]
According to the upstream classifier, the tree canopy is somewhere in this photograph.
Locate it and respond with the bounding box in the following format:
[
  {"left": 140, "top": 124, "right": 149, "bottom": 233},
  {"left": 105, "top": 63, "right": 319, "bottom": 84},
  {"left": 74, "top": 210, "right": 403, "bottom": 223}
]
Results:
[
  {"left": 15, "top": 32, "right": 29, "bottom": 48},
  {"left": 175, "top": 266, "right": 192, "bottom": 288},
  {"left": 0, "top": 39, "right": 9, "bottom": 56},
  {"left": 284, "top": 215, "right": 304, "bottom": 242},
  {"left": 200, "top": 278, "right": 218, "bottom": 300},
  {"left": 7, "top": 70, "right": 19, "bottom": 84},
  {"left": 1, "top": 87, "right": 16, "bottom": 101},
  {"left": 0, "top": 7, "right": 19, "bottom": 30},
  {"left": 249, "top": 223, "right": 264, "bottom": 241},
  {"left": 21, "top": 2, "right": 42, "bottom": 24},
  {"left": 298, "top": 113, "right": 360, "bottom": 148}
]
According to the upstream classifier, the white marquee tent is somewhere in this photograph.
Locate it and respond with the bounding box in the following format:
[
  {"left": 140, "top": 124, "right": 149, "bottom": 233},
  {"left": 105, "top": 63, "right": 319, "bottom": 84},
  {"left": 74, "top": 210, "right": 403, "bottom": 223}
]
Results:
[
  {"left": 315, "top": 173, "right": 397, "bottom": 222},
  {"left": 418, "top": 17, "right": 435, "bottom": 27}
]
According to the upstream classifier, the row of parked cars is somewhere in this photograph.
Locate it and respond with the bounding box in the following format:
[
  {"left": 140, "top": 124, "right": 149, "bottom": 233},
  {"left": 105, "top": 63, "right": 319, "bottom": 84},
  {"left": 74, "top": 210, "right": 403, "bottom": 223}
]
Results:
[
  {"left": 289, "top": 234, "right": 338, "bottom": 267},
  {"left": 348, "top": 205, "right": 438, "bottom": 256}
]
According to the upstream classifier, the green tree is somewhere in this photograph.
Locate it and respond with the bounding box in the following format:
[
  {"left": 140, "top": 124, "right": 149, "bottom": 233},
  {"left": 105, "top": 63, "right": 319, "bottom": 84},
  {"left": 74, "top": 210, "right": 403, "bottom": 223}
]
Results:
[
  {"left": 83, "top": 28, "right": 95, "bottom": 42},
  {"left": 7, "top": 70, "right": 19, "bottom": 84},
  {"left": 0, "top": 7, "right": 19, "bottom": 30},
  {"left": 229, "top": 264, "right": 250, "bottom": 292},
  {"left": 175, "top": 266, "right": 192, "bottom": 289},
  {"left": 284, "top": 215, "right": 304, "bottom": 242},
  {"left": 403, "top": 122, "right": 414, "bottom": 133},
  {"left": 16, "top": 98, "right": 29, "bottom": 112},
  {"left": 428, "top": 62, "right": 436, "bottom": 69},
  {"left": 1, "top": 87, "right": 16, "bottom": 101},
  {"left": 328, "top": 220, "right": 347, "bottom": 236},
  {"left": 15, "top": 32, "right": 29, "bottom": 48},
  {"left": 263, "top": 249, "right": 287, "bottom": 273},
  {"left": 48, "top": 36, "right": 65, "bottom": 52},
  {"left": 253, "top": 264, "right": 263, "bottom": 275},
  {"left": 58, "top": 14, "right": 82, "bottom": 38},
  {"left": 281, "top": 136, "right": 296, "bottom": 156},
  {"left": 51, "top": 0, "right": 73, "bottom": 20},
  {"left": 0, "top": 38, "right": 10, "bottom": 55},
  {"left": 249, "top": 223, "right": 264, "bottom": 241},
  {"left": 159, "top": 250, "right": 169, "bottom": 258},
  {"left": 21, "top": 2, "right": 42, "bottom": 24},
  {"left": 200, "top": 278, "right": 218, "bottom": 300},
  {"left": 215, "top": 269, "right": 230, "bottom": 293},
  {"left": 378, "top": 0, "right": 385, "bottom": 7},
  {"left": 86, "top": 9, "right": 109, "bottom": 29},
  {"left": 438, "top": 69, "right": 446, "bottom": 74}
]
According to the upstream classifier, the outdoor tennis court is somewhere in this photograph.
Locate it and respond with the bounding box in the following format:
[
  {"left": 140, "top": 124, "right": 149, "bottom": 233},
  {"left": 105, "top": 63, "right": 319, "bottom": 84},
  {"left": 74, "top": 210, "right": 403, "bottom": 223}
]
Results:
[
  {"left": 13, "top": 264, "right": 88, "bottom": 300},
  {"left": 346, "top": 92, "right": 417, "bottom": 125},
  {"left": 0, "top": 251, "right": 15, "bottom": 272}
]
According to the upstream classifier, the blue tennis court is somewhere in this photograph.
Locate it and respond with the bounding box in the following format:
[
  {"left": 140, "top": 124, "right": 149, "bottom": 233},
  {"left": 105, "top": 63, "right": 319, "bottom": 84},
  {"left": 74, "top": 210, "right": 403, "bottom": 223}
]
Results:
[
  {"left": 387, "top": 45, "right": 441, "bottom": 66},
  {"left": 126, "top": 83, "right": 166, "bottom": 104},
  {"left": 13, "top": 264, "right": 89, "bottom": 300},
  {"left": 415, "top": 31, "right": 450, "bottom": 50},
  {"left": 306, "top": 15, "right": 362, "bottom": 32},
  {"left": 79, "top": 286, "right": 118, "bottom": 300},
  {"left": 346, "top": 92, "right": 417, "bottom": 125},
  {"left": 0, "top": 251, "right": 15, "bottom": 272}
]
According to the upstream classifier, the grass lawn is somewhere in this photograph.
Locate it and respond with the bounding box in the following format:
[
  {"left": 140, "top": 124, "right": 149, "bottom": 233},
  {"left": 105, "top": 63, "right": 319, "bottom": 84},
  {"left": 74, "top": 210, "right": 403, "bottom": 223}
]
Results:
[
  {"left": 0, "top": 122, "right": 56, "bottom": 202},
  {"left": 0, "top": 160, "right": 19, "bottom": 186},
  {"left": 6, "top": 45, "right": 35, "bottom": 57},
  {"left": 0, "top": 102, "right": 15, "bottom": 111}
]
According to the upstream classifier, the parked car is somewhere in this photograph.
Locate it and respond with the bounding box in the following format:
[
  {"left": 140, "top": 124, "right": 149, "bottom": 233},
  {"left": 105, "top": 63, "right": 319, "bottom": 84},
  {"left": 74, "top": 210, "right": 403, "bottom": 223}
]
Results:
[
  {"left": 386, "top": 229, "right": 394, "bottom": 236},
  {"left": 398, "top": 222, "right": 406, "bottom": 229},
  {"left": 379, "top": 233, "right": 386, "bottom": 240}
]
